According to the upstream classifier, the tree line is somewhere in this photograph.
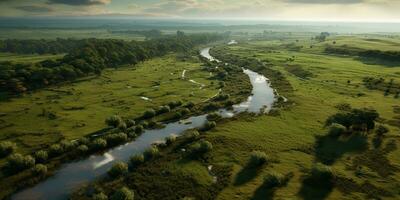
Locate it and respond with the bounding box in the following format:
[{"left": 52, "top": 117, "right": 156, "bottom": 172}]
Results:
[
  {"left": 0, "top": 32, "right": 226, "bottom": 95},
  {"left": 0, "top": 38, "right": 85, "bottom": 55},
  {"left": 325, "top": 45, "right": 400, "bottom": 62}
]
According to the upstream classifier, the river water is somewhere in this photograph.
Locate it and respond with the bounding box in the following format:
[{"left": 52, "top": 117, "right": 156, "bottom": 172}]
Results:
[{"left": 12, "top": 48, "right": 275, "bottom": 200}]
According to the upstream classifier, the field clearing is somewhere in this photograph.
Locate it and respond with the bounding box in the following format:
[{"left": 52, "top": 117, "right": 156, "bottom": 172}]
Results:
[
  {"left": 0, "top": 53, "right": 64, "bottom": 63},
  {"left": 0, "top": 54, "right": 219, "bottom": 155},
  {"left": 201, "top": 37, "right": 400, "bottom": 199}
]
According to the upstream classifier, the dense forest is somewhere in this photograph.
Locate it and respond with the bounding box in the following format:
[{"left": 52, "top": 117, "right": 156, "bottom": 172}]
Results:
[
  {"left": 0, "top": 38, "right": 85, "bottom": 55},
  {"left": 0, "top": 32, "right": 226, "bottom": 95}
]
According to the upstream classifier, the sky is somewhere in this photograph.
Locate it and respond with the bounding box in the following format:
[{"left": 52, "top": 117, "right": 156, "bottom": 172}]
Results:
[{"left": 0, "top": 0, "right": 400, "bottom": 22}]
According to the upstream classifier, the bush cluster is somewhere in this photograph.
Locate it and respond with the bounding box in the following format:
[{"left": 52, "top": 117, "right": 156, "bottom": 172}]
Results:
[
  {"left": 108, "top": 161, "right": 129, "bottom": 178},
  {"left": 0, "top": 141, "right": 17, "bottom": 158},
  {"left": 111, "top": 187, "right": 134, "bottom": 200},
  {"left": 249, "top": 151, "right": 268, "bottom": 167},
  {"left": 6, "top": 153, "right": 35, "bottom": 173}
]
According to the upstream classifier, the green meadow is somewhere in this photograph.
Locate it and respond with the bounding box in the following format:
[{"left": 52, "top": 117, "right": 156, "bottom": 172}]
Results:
[
  {"left": 0, "top": 54, "right": 219, "bottom": 155},
  {"left": 73, "top": 35, "right": 400, "bottom": 200}
]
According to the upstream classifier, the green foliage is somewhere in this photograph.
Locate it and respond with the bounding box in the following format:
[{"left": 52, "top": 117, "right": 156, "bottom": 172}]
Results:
[
  {"left": 134, "top": 125, "right": 144, "bottom": 134},
  {"left": 202, "top": 121, "right": 217, "bottom": 131},
  {"left": 143, "top": 146, "right": 159, "bottom": 161},
  {"left": 105, "top": 133, "right": 128, "bottom": 147},
  {"left": 49, "top": 144, "right": 64, "bottom": 157},
  {"left": 206, "top": 112, "right": 222, "bottom": 121},
  {"left": 156, "top": 105, "right": 170, "bottom": 115},
  {"left": 0, "top": 33, "right": 225, "bottom": 95},
  {"left": 165, "top": 135, "right": 177, "bottom": 145},
  {"left": 328, "top": 123, "right": 347, "bottom": 137},
  {"left": 110, "top": 187, "right": 134, "bottom": 200},
  {"left": 0, "top": 141, "right": 16, "bottom": 158},
  {"left": 108, "top": 162, "right": 129, "bottom": 178},
  {"left": 125, "top": 120, "right": 136, "bottom": 128},
  {"left": 189, "top": 140, "right": 213, "bottom": 156},
  {"left": 34, "top": 150, "right": 48, "bottom": 163},
  {"left": 60, "top": 140, "right": 77, "bottom": 152},
  {"left": 168, "top": 100, "right": 183, "bottom": 109},
  {"left": 326, "top": 108, "right": 379, "bottom": 131},
  {"left": 310, "top": 163, "right": 335, "bottom": 182},
  {"left": 143, "top": 109, "right": 156, "bottom": 119},
  {"left": 6, "top": 154, "right": 35, "bottom": 173},
  {"left": 91, "top": 138, "right": 107, "bottom": 151},
  {"left": 92, "top": 192, "right": 108, "bottom": 200},
  {"left": 129, "top": 154, "right": 145, "bottom": 168},
  {"left": 77, "top": 144, "right": 89, "bottom": 154},
  {"left": 263, "top": 172, "right": 290, "bottom": 188},
  {"left": 249, "top": 151, "right": 268, "bottom": 167},
  {"left": 31, "top": 164, "right": 47, "bottom": 177},
  {"left": 105, "top": 115, "right": 123, "bottom": 128}
]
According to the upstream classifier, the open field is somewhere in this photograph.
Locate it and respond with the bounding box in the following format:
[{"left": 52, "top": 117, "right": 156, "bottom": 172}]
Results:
[
  {"left": 204, "top": 37, "right": 400, "bottom": 199},
  {"left": 73, "top": 35, "right": 400, "bottom": 200},
  {"left": 0, "top": 54, "right": 219, "bottom": 155}
]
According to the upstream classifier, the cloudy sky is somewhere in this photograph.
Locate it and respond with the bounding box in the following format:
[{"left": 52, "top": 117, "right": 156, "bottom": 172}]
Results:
[{"left": 0, "top": 0, "right": 399, "bottom": 22}]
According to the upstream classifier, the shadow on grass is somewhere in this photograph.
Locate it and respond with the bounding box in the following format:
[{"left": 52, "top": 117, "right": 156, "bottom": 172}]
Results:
[
  {"left": 251, "top": 184, "right": 275, "bottom": 200},
  {"left": 315, "top": 133, "right": 368, "bottom": 165},
  {"left": 357, "top": 57, "right": 400, "bottom": 67},
  {"left": 234, "top": 164, "right": 263, "bottom": 186},
  {"left": 298, "top": 176, "right": 334, "bottom": 200}
]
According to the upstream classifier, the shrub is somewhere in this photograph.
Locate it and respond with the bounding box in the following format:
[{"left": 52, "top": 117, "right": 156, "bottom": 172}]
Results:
[
  {"left": 249, "top": 151, "right": 268, "bottom": 167},
  {"left": 0, "top": 141, "right": 17, "bottom": 158},
  {"left": 168, "top": 101, "right": 183, "bottom": 109},
  {"left": 108, "top": 161, "right": 129, "bottom": 178},
  {"left": 180, "top": 108, "right": 191, "bottom": 116},
  {"left": 111, "top": 187, "right": 134, "bottom": 200},
  {"left": 143, "top": 146, "right": 159, "bottom": 160},
  {"left": 310, "top": 163, "right": 335, "bottom": 182},
  {"left": 207, "top": 112, "right": 222, "bottom": 121},
  {"left": 135, "top": 125, "right": 144, "bottom": 134},
  {"left": 140, "top": 121, "right": 148, "bottom": 128},
  {"left": 214, "top": 94, "right": 230, "bottom": 101},
  {"left": 184, "top": 102, "right": 195, "bottom": 108},
  {"left": 78, "top": 137, "right": 90, "bottom": 145},
  {"left": 189, "top": 140, "right": 213, "bottom": 156},
  {"left": 202, "top": 121, "right": 216, "bottom": 131},
  {"left": 263, "top": 172, "right": 288, "bottom": 188},
  {"left": 49, "top": 144, "right": 64, "bottom": 157},
  {"left": 375, "top": 125, "right": 389, "bottom": 136},
  {"left": 91, "top": 138, "right": 107, "bottom": 151},
  {"left": 6, "top": 154, "right": 35, "bottom": 173},
  {"left": 143, "top": 109, "right": 156, "bottom": 119},
  {"left": 129, "top": 154, "right": 144, "bottom": 168},
  {"left": 328, "top": 123, "right": 346, "bottom": 137},
  {"left": 106, "top": 133, "right": 128, "bottom": 146},
  {"left": 125, "top": 120, "right": 136, "bottom": 128},
  {"left": 118, "top": 123, "right": 127, "bottom": 132},
  {"left": 105, "top": 115, "right": 123, "bottom": 128},
  {"left": 224, "top": 100, "right": 235, "bottom": 107},
  {"left": 157, "top": 105, "right": 170, "bottom": 114},
  {"left": 60, "top": 140, "right": 76, "bottom": 152},
  {"left": 203, "top": 102, "right": 219, "bottom": 111},
  {"left": 173, "top": 111, "right": 182, "bottom": 119},
  {"left": 93, "top": 192, "right": 108, "bottom": 200},
  {"left": 34, "top": 150, "right": 48, "bottom": 163},
  {"left": 165, "top": 135, "right": 177, "bottom": 145},
  {"left": 77, "top": 145, "right": 89, "bottom": 154},
  {"left": 31, "top": 164, "right": 47, "bottom": 177}
]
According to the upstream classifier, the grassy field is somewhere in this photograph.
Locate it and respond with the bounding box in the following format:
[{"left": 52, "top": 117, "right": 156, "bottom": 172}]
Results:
[
  {"left": 0, "top": 53, "right": 64, "bottom": 63},
  {"left": 204, "top": 36, "right": 400, "bottom": 199},
  {"left": 73, "top": 35, "right": 400, "bottom": 200},
  {"left": 0, "top": 54, "right": 220, "bottom": 155}
]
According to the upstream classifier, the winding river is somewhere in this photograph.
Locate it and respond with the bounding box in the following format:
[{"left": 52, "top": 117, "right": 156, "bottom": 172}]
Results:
[{"left": 12, "top": 48, "right": 276, "bottom": 200}]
